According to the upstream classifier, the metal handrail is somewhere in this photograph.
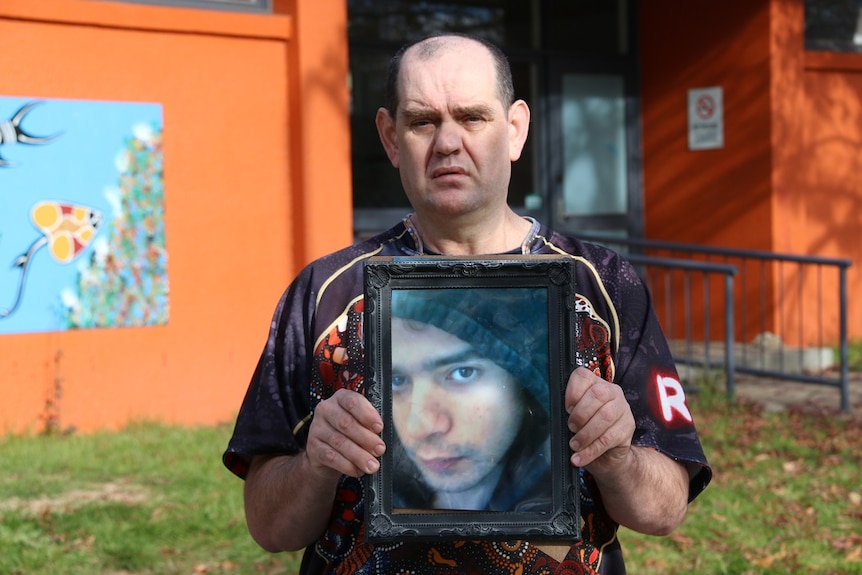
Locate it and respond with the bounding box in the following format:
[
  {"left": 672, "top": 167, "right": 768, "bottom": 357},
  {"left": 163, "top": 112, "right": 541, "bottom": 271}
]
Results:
[
  {"left": 581, "top": 232, "right": 853, "bottom": 412},
  {"left": 624, "top": 254, "right": 737, "bottom": 397}
]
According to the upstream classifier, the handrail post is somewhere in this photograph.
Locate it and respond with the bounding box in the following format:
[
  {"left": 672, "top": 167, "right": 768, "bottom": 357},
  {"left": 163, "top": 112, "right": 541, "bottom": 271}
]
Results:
[
  {"left": 840, "top": 265, "right": 849, "bottom": 412},
  {"left": 725, "top": 273, "right": 735, "bottom": 399}
]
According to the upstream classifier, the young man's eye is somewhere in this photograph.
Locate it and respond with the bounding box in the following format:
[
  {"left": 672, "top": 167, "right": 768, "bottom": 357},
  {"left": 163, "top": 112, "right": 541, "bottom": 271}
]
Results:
[
  {"left": 391, "top": 373, "right": 410, "bottom": 390},
  {"left": 447, "top": 366, "right": 479, "bottom": 383}
]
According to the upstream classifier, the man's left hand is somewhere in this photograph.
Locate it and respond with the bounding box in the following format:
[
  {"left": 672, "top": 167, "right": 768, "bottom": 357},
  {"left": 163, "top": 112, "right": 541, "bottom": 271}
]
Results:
[{"left": 564, "top": 366, "right": 635, "bottom": 471}]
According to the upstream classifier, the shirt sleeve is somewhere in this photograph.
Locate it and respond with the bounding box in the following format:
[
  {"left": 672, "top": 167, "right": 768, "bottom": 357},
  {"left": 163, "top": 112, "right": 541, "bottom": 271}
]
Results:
[
  {"left": 222, "top": 269, "right": 317, "bottom": 480},
  {"left": 610, "top": 257, "right": 713, "bottom": 502}
]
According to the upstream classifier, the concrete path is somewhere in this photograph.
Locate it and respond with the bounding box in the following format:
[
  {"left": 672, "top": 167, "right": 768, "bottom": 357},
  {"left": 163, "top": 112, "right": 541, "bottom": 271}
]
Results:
[{"left": 728, "top": 372, "right": 862, "bottom": 414}]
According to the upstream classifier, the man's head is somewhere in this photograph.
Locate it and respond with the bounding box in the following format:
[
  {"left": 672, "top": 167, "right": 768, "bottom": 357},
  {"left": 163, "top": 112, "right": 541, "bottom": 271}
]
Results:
[
  {"left": 375, "top": 34, "right": 530, "bottom": 224},
  {"left": 389, "top": 288, "right": 549, "bottom": 506}
]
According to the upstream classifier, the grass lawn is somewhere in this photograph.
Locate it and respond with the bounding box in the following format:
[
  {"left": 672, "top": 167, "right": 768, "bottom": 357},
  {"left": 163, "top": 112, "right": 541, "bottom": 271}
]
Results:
[{"left": 1, "top": 376, "right": 860, "bottom": 574}]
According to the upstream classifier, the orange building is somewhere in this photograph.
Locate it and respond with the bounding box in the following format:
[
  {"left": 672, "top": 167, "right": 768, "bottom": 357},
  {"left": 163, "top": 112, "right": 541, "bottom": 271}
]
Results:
[{"left": 0, "top": 0, "right": 858, "bottom": 433}]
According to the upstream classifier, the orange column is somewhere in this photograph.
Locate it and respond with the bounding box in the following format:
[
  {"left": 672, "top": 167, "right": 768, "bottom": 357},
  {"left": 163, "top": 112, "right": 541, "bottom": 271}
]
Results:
[{"left": 283, "top": 0, "right": 354, "bottom": 266}]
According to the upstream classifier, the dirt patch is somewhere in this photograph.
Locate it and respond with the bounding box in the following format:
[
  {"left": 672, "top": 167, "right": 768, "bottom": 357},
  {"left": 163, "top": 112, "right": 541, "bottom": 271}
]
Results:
[{"left": 0, "top": 480, "right": 150, "bottom": 516}]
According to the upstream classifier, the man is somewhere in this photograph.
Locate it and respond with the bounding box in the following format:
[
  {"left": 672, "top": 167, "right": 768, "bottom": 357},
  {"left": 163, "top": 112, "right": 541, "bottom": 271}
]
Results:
[
  {"left": 223, "top": 32, "right": 712, "bottom": 574},
  {"left": 389, "top": 287, "right": 552, "bottom": 512}
]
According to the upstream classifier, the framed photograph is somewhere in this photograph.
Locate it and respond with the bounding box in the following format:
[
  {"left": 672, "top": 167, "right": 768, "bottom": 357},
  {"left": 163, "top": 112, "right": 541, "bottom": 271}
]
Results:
[{"left": 363, "top": 255, "right": 581, "bottom": 543}]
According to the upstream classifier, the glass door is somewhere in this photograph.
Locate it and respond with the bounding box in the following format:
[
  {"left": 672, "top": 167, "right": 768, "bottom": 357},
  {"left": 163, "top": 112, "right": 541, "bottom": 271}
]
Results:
[{"left": 547, "top": 65, "right": 642, "bottom": 239}]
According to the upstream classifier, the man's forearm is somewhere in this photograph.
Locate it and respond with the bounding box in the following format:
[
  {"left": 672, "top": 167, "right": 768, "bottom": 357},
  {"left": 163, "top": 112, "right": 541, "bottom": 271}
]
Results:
[
  {"left": 588, "top": 445, "right": 690, "bottom": 536},
  {"left": 244, "top": 452, "right": 341, "bottom": 552}
]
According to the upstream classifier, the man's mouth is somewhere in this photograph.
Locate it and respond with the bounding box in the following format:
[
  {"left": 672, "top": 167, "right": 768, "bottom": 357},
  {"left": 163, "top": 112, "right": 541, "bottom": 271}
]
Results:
[
  {"left": 431, "top": 166, "right": 467, "bottom": 179},
  {"left": 417, "top": 455, "right": 465, "bottom": 472}
]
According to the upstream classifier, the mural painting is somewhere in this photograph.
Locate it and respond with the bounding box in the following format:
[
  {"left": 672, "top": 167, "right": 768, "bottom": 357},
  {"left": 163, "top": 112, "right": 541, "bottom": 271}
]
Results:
[{"left": 0, "top": 97, "right": 167, "bottom": 335}]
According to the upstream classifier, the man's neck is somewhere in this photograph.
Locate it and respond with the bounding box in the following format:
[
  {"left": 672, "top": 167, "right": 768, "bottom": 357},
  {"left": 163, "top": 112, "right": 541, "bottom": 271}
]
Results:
[{"left": 409, "top": 208, "right": 534, "bottom": 256}]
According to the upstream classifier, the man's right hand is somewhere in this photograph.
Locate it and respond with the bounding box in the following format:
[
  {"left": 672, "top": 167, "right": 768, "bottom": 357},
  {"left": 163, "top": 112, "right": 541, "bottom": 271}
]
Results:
[
  {"left": 305, "top": 388, "right": 386, "bottom": 478},
  {"left": 244, "top": 389, "right": 386, "bottom": 552}
]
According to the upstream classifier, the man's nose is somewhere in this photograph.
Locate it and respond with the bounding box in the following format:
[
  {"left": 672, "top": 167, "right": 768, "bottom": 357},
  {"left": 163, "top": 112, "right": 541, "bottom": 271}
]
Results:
[
  {"left": 433, "top": 120, "right": 462, "bottom": 156},
  {"left": 403, "top": 380, "right": 451, "bottom": 438}
]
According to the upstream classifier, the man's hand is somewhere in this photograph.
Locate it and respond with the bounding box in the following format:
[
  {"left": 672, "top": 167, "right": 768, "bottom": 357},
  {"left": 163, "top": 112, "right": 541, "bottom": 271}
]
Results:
[
  {"left": 306, "top": 388, "right": 386, "bottom": 478},
  {"left": 565, "top": 366, "right": 635, "bottom": 471},
  {"left": 244, "top": 389, "right": 386, "bottom": 552},
  {"left": 564, "top": 366, "right": 690, "bottom": 535}
]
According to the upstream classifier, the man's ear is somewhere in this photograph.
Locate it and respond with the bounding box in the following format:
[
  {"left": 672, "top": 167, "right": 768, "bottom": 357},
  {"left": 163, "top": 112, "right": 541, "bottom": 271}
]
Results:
[
  {"left": 508, "top": 99, "right": 530, "bottom": 162},
  {"left": 375, "top": 107, "right": 400, "bottom": 168}
]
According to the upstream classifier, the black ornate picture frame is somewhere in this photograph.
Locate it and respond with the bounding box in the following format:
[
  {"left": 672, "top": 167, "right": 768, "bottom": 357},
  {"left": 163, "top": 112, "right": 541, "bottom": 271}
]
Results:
[{"left": 363, "top": 255, "right": 581, "bottom": 543}]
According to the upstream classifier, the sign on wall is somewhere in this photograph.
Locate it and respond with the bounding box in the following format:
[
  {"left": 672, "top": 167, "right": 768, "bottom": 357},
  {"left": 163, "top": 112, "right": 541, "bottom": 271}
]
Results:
[
  {"left": 0, "top": 97, "right": 167, "bottom": 335},
  {"left": 687, "top": 86, "right": 724, "bottom": 150}
]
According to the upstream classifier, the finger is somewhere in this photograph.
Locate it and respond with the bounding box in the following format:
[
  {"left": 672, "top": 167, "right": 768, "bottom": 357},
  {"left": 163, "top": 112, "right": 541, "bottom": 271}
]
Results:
[
  {"left": 307, "top": 414, "right": 385, "bottom": 477},
  {"left": 564, "top": 366, "right": 602, "bottom": 415},
  {"left": 333, "top": 388, "right": 384, "bottom": 434},
  {"left": 566, "top": 368, "right": 614, "bottom": 431},
  {"left": 306, "top": 428, "right": 379, "bottom": 478},
  {"left": 566, "top": 380, "right": 634, "bottom": 467},
  {"left": 328, "top": 390, "right": 386, "bottom": 455},
  {"left": 307, "top": 391, "right": 386, "bottom": 477},
  {"left": 568, "top": 399, "right": 630, "bottom": 468}
]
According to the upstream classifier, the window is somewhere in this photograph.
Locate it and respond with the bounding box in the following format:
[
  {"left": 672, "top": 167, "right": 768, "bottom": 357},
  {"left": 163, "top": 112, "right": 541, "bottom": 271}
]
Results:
[{"left": 805, "top": 0, "right": 862, "bottom": 52}]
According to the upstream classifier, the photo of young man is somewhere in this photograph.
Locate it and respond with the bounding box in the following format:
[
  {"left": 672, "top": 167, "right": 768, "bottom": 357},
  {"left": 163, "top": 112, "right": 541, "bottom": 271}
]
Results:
[{"left": 389, "top": 287, "right": 552, "bottom": 512}]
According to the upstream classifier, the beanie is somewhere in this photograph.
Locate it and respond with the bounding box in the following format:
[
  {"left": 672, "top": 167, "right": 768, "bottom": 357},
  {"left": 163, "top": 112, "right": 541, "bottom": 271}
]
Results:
[{"left": 390, "top": 287, "right": 549, "bottom": 410}]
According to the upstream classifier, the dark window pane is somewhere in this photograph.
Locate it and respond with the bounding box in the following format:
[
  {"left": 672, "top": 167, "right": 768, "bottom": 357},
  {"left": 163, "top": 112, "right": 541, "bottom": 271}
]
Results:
[
  {"left": 545, "top": 2, "right": 625, "bottom": 54},
  {"left": 805, "top": 0, "right": 862, "bottom": 52},
  {"left": 348, "top": 0, "right": 536, "bottom": 48},
  {"left": 350, "top": 50, "right": 410, "bottom": 209},
  {"left": 509, "top": 59, "right": 538, "bottom": 206}
]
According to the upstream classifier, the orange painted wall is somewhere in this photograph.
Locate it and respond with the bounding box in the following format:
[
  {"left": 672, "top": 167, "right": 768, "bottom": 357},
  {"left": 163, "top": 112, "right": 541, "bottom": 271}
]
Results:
[
  {"left": 641, "top": 0, "right": 860, "bottom": 345},
  {"left": 0, "top": 0, "right": 353, "bottom": 434},
  {"left": 640, "top": 1, "right": 774, "bottom": 248},
  {"left": 770, "top": 1, "right": 862, "bottom": 345},
  {"left": 639, "top": 0, "right": 777, "bottom": 342}
]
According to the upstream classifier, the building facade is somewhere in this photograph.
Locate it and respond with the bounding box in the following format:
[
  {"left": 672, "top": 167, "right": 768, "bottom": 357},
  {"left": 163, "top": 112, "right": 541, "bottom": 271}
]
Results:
[{"left": 0, "top": 0, "right": 858, "bottom": 432}]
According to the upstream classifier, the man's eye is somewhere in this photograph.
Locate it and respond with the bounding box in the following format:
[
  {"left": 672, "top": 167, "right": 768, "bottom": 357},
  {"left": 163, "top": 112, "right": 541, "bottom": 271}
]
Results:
[
  {"left": 447, "top": 366, "right": 479, "bottom": 383},
  {"left": 392, "top": 374, "right": 410, "bottom": 390}
]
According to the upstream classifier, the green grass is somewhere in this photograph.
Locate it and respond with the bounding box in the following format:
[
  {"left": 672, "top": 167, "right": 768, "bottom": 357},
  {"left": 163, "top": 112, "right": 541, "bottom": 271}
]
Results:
[
  {"left": 1, "top": 381, "right": 860, "bottom": 575},
  {"left": 620, "top": 378, "right": 862, "bottom": 574},
  {"left": 846, "top": 339, "right": 862, "bottom": 372},
  {"left": 0, "top": 422, "right": 302, "bottom": 575}
]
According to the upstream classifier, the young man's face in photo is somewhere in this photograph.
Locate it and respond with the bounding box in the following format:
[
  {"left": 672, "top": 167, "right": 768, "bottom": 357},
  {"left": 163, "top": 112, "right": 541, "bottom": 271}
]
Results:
[{"left": 390, "top": 317, "right": 524, "bottom": 501}]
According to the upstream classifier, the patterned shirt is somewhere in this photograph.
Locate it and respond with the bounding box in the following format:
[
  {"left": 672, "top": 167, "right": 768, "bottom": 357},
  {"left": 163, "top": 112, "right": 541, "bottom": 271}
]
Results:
[{"left": 223, "top": 218, "right": 712, "bottom": 575}]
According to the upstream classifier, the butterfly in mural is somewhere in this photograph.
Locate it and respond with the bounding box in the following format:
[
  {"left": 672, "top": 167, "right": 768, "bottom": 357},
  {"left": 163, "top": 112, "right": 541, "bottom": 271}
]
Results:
[
  {"left": 0, "top": 100, "right": 62, "bottom": 167},
  {"left": 1, "top": 201, "right": 102, "bottom": 318}
]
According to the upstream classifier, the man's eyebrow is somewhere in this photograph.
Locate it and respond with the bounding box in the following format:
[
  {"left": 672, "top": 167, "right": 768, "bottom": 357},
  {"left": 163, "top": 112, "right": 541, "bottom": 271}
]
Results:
[
  {"left": 452, "top": 104, "right": 496, "bottom": 117},
  {"left": 400, "top": 107, "right": 438, "bottom": 122},
  {"left": 399, "top": 104, "right": 497, "bottom": 122},
  {"left": 419, "top": 348, "right": 484, "bottom": 373}
]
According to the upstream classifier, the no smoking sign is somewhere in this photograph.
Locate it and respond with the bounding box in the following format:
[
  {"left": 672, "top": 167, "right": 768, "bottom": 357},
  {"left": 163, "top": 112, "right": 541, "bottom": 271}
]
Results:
[{"left": 688, "top": 86, "right": 723, "bottom": 150}]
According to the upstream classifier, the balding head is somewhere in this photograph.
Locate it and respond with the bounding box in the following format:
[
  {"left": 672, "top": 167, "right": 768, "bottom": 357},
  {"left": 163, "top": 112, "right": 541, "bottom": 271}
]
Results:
[{"left": 383, "top": 33, "right": 515, "bottom": 117}]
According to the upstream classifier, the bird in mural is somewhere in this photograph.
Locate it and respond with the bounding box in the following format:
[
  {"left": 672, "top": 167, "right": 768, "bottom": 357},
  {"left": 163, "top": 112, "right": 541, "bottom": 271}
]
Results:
[
  {"left": 0, "top": 100, "right": 62, "bottom": 167},
  {"left": 0, "top": 201, "right": 102, "bottom": 319}
]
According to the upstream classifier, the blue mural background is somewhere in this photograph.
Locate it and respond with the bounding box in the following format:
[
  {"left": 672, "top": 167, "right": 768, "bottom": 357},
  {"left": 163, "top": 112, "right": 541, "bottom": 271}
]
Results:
[{"left": 0, "top": 97, "right": 165, "bottom": 335}]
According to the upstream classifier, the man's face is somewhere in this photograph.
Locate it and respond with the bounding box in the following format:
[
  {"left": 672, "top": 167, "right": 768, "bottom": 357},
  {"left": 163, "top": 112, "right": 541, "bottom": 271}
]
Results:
[
  {"left": 376, "top": 38, "right": 528, "bottom": 220},
  {"left": 390, "top": 317, "right": 523, "bottom": 497}
]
